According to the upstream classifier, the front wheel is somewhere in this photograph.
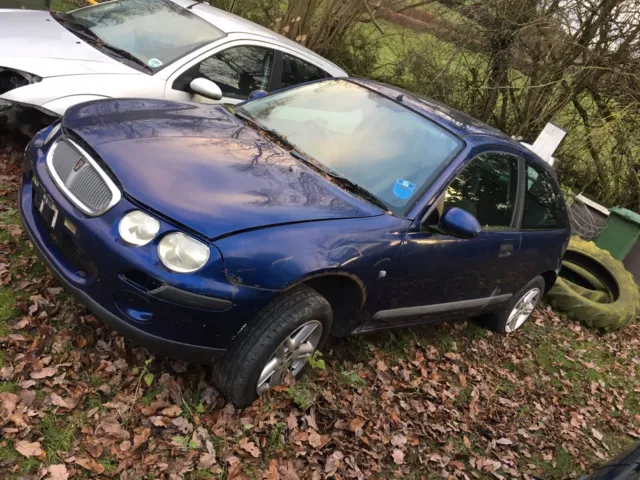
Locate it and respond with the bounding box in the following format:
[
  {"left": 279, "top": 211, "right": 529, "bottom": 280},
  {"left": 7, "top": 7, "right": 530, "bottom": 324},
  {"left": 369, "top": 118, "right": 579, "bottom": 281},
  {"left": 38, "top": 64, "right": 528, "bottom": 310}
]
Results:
[
  {"left": 483, "top": 276, "right": 545, "bottom": 333},
  {"left": 218, "top": 285, "right": 332, "bottom": 408}
]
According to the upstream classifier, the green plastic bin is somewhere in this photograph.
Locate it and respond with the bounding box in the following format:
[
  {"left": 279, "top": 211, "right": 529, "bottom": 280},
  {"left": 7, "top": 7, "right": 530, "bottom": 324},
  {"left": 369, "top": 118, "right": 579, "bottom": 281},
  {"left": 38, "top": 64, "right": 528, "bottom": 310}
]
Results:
[{"left": 595, "top": 208, "right": 640, "bottom": 260}]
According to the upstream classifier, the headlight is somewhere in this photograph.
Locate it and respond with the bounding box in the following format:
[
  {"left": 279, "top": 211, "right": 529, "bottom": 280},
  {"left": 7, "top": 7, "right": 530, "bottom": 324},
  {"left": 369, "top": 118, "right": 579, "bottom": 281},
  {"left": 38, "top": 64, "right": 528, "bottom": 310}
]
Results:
[
  {"left": 158, "top": 232, "right": 210, "bottom": 273},
  {"left": 43, "top": 122, "right": 62, "bottom": 146},
  {"left": 119, "top": 210, "right": 160, "bottom": 246}
]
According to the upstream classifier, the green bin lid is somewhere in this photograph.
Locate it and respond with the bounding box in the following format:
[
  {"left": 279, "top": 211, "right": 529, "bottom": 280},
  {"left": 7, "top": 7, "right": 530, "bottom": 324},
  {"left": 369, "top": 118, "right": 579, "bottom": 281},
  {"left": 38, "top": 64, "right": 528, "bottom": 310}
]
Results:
[{"left": 610, "top": 207, "right": 640, "bottom": 225}]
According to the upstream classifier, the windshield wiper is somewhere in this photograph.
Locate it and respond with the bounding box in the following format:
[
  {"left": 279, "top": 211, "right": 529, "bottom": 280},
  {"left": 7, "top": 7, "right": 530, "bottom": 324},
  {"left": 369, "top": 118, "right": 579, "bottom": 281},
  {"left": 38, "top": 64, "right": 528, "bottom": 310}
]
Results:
[
  {"left": 234, "top": 111, "right": 297, "bottom": 149},
  {"left": 52, "top": 13, "right": 100, "bottom": 40},
  {"left": 52, "top": 13, "right": 152, "bottom": 73},
  {"left": 290, "top": 152, "right": 389, "bottom": 212},
  {"left": 93, "top": 42, "right": 153, "bottom": 73}
]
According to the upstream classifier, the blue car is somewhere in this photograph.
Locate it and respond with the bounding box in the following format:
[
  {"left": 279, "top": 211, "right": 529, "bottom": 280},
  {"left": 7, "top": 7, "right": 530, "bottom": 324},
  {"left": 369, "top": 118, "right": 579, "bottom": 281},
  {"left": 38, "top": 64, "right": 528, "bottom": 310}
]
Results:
[{"left": 19, "top": 78, "right": 570, "bottom": 406}]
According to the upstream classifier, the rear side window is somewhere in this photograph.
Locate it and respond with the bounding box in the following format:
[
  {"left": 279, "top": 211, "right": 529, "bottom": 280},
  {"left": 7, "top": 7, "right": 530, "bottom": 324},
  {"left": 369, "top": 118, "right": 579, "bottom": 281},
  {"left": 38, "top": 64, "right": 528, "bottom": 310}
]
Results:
[
  {"left": 280, "top": 54, "right": 327, "bottom": 89},
  {"left": 522, "top": 163, "right": 565, "bottom": 229},
  {"left": 444, "top": 152, "right": 518, "bottom": 228}
]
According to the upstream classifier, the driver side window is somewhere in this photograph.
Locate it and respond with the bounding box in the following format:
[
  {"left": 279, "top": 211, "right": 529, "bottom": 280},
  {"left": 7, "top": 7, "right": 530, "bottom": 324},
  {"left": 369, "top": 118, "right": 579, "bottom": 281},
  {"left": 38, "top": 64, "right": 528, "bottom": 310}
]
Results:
[
  {"left": 185, "top": 46, "right": 275, "bottom": 100},
  {"left": 444, "top": 152, "right": 518, "bottom": 228}
]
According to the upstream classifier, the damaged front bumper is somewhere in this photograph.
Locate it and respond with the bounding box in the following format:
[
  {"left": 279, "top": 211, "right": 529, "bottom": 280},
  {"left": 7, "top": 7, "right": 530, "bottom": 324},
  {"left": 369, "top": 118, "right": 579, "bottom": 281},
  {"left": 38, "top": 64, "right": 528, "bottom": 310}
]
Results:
[{"left": 1, "top": 67, "right": 55, "bottom": 134}]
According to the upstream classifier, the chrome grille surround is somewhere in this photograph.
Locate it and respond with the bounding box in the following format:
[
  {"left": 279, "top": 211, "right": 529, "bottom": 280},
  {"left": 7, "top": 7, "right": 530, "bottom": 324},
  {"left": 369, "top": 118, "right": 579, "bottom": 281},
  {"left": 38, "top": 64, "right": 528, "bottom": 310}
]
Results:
[{"left": 46, "top": 137, "right": 121, "bottom": 216}]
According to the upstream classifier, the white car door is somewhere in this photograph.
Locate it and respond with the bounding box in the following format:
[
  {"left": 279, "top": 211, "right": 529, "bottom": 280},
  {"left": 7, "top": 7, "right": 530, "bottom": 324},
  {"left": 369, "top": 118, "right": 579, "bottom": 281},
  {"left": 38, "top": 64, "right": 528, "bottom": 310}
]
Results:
[{"left": 164, "top": 39, "right": 278, "bottom": 105}]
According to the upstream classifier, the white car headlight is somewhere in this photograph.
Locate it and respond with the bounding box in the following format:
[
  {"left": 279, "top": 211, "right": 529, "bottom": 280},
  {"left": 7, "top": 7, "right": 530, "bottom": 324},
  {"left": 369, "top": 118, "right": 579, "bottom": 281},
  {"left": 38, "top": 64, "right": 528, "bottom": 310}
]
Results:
[
  {"left": 158, "top": 232, "right": 210, "bottom": 273},
  {"left": 43, "top": 122, "right": 62, "bottom": 146},
  {"left": 119, "top": 210, "right": 160, "bottom": 246}
]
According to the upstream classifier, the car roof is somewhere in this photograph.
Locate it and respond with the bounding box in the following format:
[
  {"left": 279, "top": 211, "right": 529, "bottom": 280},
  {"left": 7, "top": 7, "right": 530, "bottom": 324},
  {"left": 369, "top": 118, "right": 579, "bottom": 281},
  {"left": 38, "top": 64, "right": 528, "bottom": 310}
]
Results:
[
  {"left": 350, "top": 78, "right": 516, "bottom": 142},
  {"left": 168, "top": 0, "right": 347, "bottom": 75}
]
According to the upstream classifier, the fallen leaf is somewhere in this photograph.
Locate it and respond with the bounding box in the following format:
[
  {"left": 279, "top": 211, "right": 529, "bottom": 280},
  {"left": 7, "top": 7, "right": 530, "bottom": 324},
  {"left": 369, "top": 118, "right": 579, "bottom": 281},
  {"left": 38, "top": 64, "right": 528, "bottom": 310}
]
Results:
[
  {"left": 96, "top": 416, "right": 129, "bottom": 440},
  {"left": 160, "top": 405, "right": 182, "bottom": 417},
  {"left": 266, "top": 459, "right": 278, "bottom": 480},
  {"left": 133, "top": 427, "right": 151, "bottom": 451},
  {"left": 348, "top": 417, "right": 365, "bottom": 433},
  {"left": 392, "top": 449, "right": 404, "bottom": 465},
  {"left": 9, "top": 317, "right": 29, "bottom": 330},
  {"left": 51, "top": 393, "right": 71, "bottom": 409},
  {"left": 308, "top": 429, "right": 322, "bottom": 448},
  {"left": 227, "top": 455, "right": 250, "bottom": 480},
  {"left": 172, "top": 416, "right": 193, "bottom": 434},
  {"left": 239, "top": 437, "right": 260, "bottom": 458},
  {"left": 325, "top": 450, "right": 344, "bottom": 476},
  {"left": 75, "top": 456, "right": 105, "bottom": 474},
  {"left": 15, "top": 440, "right": 45, "bottom": 459},
  {"left": 391, "top": 434, "right": 407, "bottom": 447},
  {"left": 30, "top": 367, "right": 57, "bottom": 379},
  {"left": 0, "top": 392, "right": 18, "bottom": 420},
  {"left": 46, "top": 464, "right": 69, "bottom": 480},
  {"left": 150, "top": 416, "right": 171, "bottom": 427},
  {"left": 198, "top": 452, "right": 216, "bottom": 469},
  {"left": 86, "top": 443, "right": 103, "bottom": 459},
  {"left": 0, "top": 365, "right": 13, "bottom": 380},
  {"left": 592, "top": 428, "right": 604, "bottom": 441},
  {"left": 496, "top": 438, "right": 513, "bottom": 445},
  {"left": 7, "top": 224, "right": 22, "bottom": 238}
]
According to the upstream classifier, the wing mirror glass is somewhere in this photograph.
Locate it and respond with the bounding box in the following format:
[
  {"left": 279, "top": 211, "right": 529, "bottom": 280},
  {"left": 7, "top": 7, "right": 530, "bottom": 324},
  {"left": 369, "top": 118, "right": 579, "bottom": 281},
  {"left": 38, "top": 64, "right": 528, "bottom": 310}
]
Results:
[
  {"left": 190, "top": 78, "right": 223, "bottom": 101},
  {"left": 439, "top": 207, "right": 481, "bottom": 239}
]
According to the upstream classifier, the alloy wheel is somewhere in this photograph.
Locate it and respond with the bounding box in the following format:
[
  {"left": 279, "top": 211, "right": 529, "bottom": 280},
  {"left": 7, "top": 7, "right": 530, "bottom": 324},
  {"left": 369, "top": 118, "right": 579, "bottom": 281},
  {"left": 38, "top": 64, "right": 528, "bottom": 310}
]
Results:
[
  {"left": 256, "top": 320, "right": 323, "bottom": 395},
  {"left": 505, "top": 288, "right": 541, "bottom": 332}
]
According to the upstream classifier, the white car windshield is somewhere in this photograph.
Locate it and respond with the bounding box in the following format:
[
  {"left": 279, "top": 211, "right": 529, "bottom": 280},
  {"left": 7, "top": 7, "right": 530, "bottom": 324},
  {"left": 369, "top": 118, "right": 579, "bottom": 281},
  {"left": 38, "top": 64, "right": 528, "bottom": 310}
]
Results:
[
  {"left": 237, "top": 80, "right": 463, "bottom": 215},
  {"left": 63, "top": 0, "right": 224, "bottom": 72}
]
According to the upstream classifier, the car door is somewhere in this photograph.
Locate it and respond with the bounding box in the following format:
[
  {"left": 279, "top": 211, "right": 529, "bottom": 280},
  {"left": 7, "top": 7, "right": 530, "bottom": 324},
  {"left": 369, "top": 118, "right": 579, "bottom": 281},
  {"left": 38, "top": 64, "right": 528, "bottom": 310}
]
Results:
[
  {"left": 369, "top": 150, "right": 524, "bottom": 329},
  {"left": 165, "top": 42, "right": 278, "bottom": 105}
]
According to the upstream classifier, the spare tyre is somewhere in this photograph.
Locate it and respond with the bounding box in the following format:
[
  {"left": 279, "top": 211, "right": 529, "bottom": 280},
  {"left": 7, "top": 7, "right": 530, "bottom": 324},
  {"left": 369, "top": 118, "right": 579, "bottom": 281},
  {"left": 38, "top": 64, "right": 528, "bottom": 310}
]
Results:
[{"left": 546, "top": 237, "right": 640, "bottom": 330}]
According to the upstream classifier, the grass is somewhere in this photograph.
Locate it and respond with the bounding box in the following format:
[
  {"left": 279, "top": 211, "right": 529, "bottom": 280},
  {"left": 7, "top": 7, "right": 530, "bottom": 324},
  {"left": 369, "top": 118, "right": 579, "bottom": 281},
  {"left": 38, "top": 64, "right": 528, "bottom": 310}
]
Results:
[
  {"left": 338, "top": 369, "right": 367, "bottom": 387},
  {"left": 362, "top": 19, "right": 489, "bottom": 81},
  {"left": 50, "top": 0, "right": 77, "bottom": 12},
  {"left": 39, "top": 415, "right": 77, "bottom": 463},
  {"left": 0, "top": 381, "right": 19, "bottom": 394},
  {"left": 0, "top": 442, "right": 41, "bottom": 476}
]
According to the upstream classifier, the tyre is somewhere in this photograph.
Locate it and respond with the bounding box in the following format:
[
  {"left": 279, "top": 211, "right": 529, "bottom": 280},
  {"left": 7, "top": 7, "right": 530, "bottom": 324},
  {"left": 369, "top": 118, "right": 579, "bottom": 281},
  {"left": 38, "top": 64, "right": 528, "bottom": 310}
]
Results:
[
  {"left": 546, "top": 237, "right": 640, "bottom": 330},
  {"left": 565, "top": 279, "right": 610, "bottom": 303},
  {"left": 484, "top": 276, "right": 545, "bottom": 333},
  {"left": 219, "top": 285, "right": 332, "bottom": 408},
  {"left": 563, "top": 260, "right": 608, "bottom": 292}
]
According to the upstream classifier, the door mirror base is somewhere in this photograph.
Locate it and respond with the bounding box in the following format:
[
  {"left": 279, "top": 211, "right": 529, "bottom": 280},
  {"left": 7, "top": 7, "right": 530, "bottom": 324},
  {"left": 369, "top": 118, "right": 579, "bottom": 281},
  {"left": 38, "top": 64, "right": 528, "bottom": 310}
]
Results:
[
  {"left": 190, "top": 78, "right": 223, "bottom": 101},
  {"left": 436, "top": 207, "right": 481, "bottom": 238}
]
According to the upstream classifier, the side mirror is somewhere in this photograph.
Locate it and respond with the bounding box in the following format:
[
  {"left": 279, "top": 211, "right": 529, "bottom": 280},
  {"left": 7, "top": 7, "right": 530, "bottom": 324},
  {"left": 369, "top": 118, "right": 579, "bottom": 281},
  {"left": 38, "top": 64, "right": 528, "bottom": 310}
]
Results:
[
  {"left": 248, "top": 89, "right": 268, "bottom": 101},
  {"left": 190, "top": 78, "right": 223, "bottom": 101},
  {"left": 439, "top": 207, "right": 481, "bottom": 239}
]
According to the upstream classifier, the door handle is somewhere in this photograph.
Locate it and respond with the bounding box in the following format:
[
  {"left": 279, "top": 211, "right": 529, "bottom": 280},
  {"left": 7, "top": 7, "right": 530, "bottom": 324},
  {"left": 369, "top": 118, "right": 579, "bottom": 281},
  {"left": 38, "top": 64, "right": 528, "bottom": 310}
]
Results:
[{"left": 499, "top": 243, "right": 513, "bottom": 257}]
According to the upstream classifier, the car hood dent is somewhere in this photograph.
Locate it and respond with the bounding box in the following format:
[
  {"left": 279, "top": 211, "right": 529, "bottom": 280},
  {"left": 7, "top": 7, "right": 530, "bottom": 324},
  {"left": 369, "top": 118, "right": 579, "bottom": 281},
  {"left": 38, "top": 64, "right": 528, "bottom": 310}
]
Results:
[
  {"left": 62, "top": 99, "right": 383, "bottom": 239},
  {"left": 0, "top": 10, "right": 135, "bottom": 77}
]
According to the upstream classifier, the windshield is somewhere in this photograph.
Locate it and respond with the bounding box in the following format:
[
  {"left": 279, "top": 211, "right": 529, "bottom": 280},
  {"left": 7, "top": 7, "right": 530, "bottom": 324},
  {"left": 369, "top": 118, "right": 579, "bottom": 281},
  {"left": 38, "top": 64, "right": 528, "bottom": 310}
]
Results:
[
  {"left": 65, "top": 0, "right": 224, "bottom": 72},
  {"left": 237, "top": 80, "right": 463, "bottom": 215}
]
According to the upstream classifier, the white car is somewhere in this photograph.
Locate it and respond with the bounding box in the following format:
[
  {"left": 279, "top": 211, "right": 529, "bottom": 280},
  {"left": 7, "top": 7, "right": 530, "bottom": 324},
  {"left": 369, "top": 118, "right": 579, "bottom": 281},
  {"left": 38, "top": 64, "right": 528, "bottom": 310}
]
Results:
[{"left": 0, "top": 0, "right": 347, "bottom": 133}]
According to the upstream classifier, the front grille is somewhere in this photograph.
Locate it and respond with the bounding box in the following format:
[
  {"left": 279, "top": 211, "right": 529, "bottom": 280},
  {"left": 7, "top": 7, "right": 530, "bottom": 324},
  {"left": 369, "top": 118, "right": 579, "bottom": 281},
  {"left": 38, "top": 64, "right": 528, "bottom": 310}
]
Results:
[{"left": 47, "top": 137, "right": 121, "bottom": 216}]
